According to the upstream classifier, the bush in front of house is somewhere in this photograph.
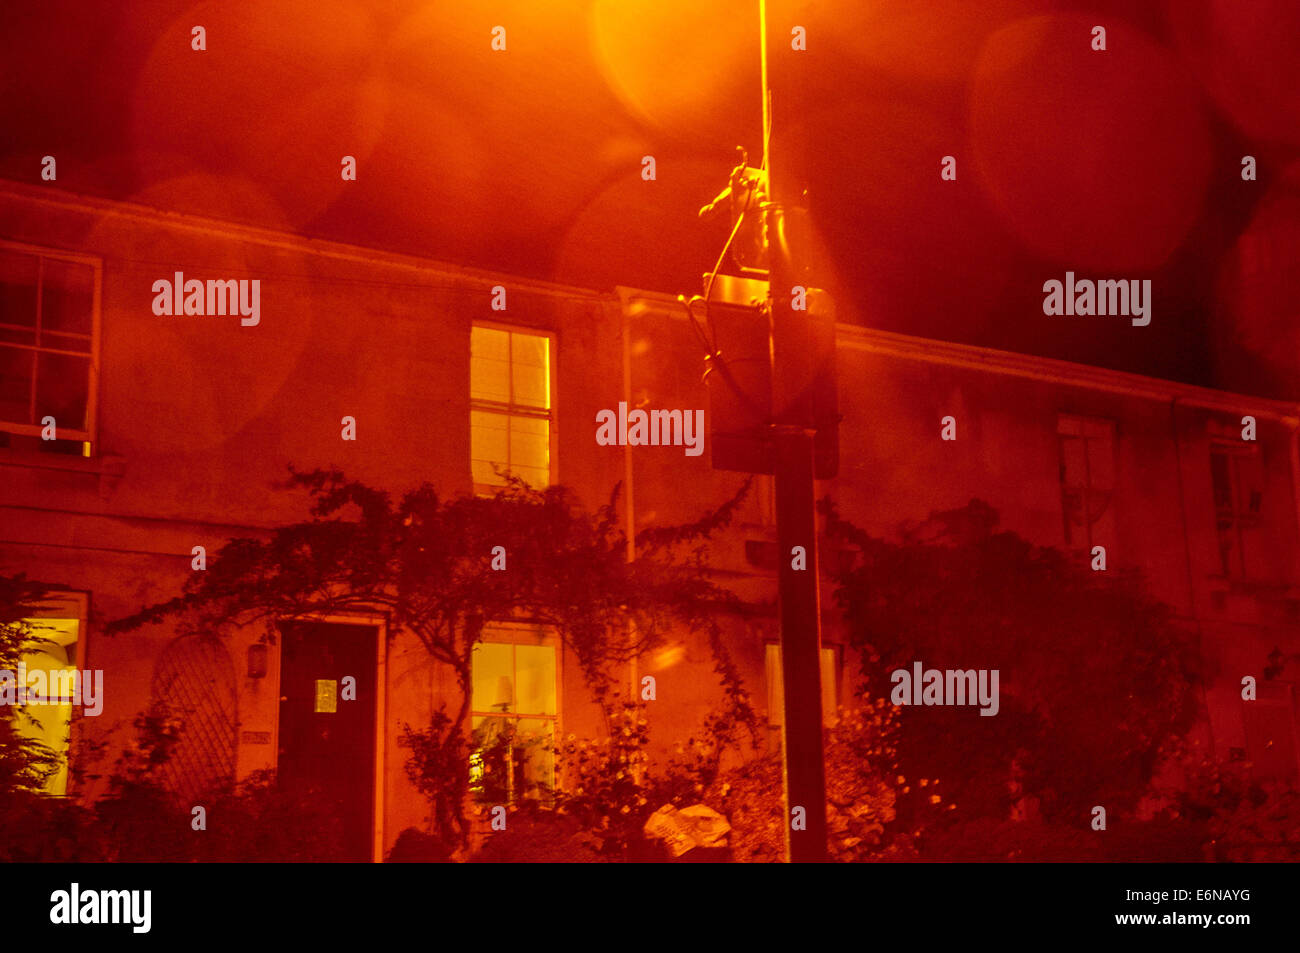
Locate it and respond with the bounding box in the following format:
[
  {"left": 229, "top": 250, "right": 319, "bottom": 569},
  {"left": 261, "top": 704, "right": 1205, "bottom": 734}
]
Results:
[
  {"left": 1154, "top": 753, "right": 1300, "bottom": 862},
  {"left": 386, "top": 827, "right": 454, "bottom": 863},
  {"left": 704, "top": 700, "right": 942, "bottom": 862},
  {"left": 2, "top": 701, "right": 353, "bottom": 862},
  {"left": 467, "top": 803, "right": 606, "bottom": 863},
  {"left": 531, "top": 696, "right": 930, "bottom": 863}
]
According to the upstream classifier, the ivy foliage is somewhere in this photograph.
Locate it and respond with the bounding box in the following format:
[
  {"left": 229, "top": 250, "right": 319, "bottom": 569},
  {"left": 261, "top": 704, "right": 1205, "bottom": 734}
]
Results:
[
  {"left": 0, "top": 574, "right": 62, "bottom": 795},
  {"left": 822, "top": 497, "right": 1202, "bottom": 823},
  {"left": 109, "top": 468, "right": 753, "bottom": 849},
  {"left": 112, "top": 467, "right": 750, "bottom": 701}
]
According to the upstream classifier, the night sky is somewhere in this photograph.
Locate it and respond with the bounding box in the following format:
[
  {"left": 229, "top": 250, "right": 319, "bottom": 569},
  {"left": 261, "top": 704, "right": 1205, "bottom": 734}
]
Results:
[{"left": 3, "top": 0, "right": 1297, "bottom": 396}]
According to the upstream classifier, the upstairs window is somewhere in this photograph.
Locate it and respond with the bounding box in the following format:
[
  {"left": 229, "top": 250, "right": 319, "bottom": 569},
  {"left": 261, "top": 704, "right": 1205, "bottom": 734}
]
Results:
[
  {"left": 1057, "top": 415, "right": 1116, "bottom": 552},
  {"left": 1210, "top": 444, "right": 1265, "bottom": 578},
  {"left": 470, "top": 325, "right": 553, "bottom": 490},
  {"left": 0, "top": 243, "right": 99, "bottom": 456}
]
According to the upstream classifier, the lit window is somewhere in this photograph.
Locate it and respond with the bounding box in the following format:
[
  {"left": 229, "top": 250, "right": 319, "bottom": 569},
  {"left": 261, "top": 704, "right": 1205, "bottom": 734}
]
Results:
[
  {"left": 765, "top": 643, "right": 838, "bottom": 754},
  {"left": 0, "top": 243, "right": 99, "bottom": 457},
  {"left": 469, "top": 624, "right": 558, "bottom": 804},
  {"left": 1057, "top": 415, "right": 1115, "bottom": 551},
  {"left": 470, "top": 326, "right": 552, "bottom": 489},
  {"left": 1210, "top": 444, "right": 1264, "bottom": 578},
  {"left": 12, "top": 617, "right": 80, "bottom": 796}
]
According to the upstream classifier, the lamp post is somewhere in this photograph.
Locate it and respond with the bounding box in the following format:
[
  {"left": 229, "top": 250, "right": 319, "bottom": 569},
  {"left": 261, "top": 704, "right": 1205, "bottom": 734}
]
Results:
[
  {"left": 761, "top": 0, "right": 830, "bottom": 863},
  {"left": 693, "top": 0, "right": 833, "bottom": 863}
]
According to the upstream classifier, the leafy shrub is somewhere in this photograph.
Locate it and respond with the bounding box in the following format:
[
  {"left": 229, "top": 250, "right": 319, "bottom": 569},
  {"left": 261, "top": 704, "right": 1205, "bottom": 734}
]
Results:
[
  {"left": 468, "top": 803, "right": 605, "bottom": 863},
  {"left": 386, "top": 827, "right": 454, "bottom": 863},
  {"left": 2, "top": 707, "right": 350, "bottom": 862},
  {"left": 550, "top": 702, "right": 655, "bottom": 857},
  {"left": 707, "top": 701, "right": 943, "bottom": 862},
  {"left": 399, "top": 707, "right": 468, "bottom": 853},
  {"left": 1156, "top": 754, "right": 1300, "bottom": 862}
]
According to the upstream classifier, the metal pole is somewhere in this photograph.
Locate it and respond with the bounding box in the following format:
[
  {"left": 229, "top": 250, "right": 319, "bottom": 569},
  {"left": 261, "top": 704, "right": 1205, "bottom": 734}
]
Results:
[
  {"left": 763, "top": 0, "right": 829, "bottom": 863},
  {"left": 759, "top": 0, "right": 770, "bottom": 171},
  {"left": 772, "top": 421, "right": 829, "bottom": 862}
]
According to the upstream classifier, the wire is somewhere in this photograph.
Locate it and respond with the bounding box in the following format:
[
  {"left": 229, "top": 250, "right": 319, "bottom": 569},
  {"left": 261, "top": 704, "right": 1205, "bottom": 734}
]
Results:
[
  {"left": 701, "top": 170, "right": 763, "bottom": 351},
  {"left": 704, "top": 212, "right": 747, "bottom": 350},
  {"left": 677, "top": 294, "right": 718, "bottom": 360}
]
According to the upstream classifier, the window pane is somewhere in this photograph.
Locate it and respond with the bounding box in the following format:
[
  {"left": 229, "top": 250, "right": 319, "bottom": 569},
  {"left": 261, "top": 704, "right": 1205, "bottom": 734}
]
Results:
[
  {"left": 468, "top": 715, "right": 554, "bottom": 804},
  {"left": 469, "top": 714, "right": 514, "bottom": 803},
  {"left": 470, "top": 356, "right": 509, "bottom": 403},
  {"left": 766, "top": 645, "right": 837, "bottom": 726},
  {"left": 471, "top": 642, "right": 515, "bottom": 713},
  {"left": 1082, "top": 419, "right": 1111, "bottom": 441},
  {"left": 0, "top": 250, "right": 38, "bottom": 329},
  {"left": 514, "top": 644, "right": 556, "bottom": 716},
  {"left": 511, "top": 465, "right": 548, "bottom": 489},
  {"left": 0, "top": 345, "right": 34, "bottom": 424},
  {"left": 41, "top": 259, "right": 94, "bottom": 336},
  {"left": 35, "top": 351, "right": 90, "bottom": 432},
  {"left": 509, "top": 416, "right": 549, "bottom": 482},
  {"left": 511, "top": 333, "right": 549, "bottom": 409},
  {"left": 820, "top": 648, "right": 837, "bottom": 723},
  {"left": 514, "top": 717, "right": 555, "bottom": 798},
  {"left": 1059, "top": 434, "right": 1086, "bottom": 488},
  {"left": 765, "top": 644, "right": 783, "bottom": 726},
  {"left": 1210, "top": 452, "right": 1232, "bottom": 510},
  {"left": 1086, "top": 434, "right": 1114, "bottom": 489},
  {"left": 472, "top": 459, "right": 506, "bottom": 488},
  {"left": 470, "top": 327, "right": 510, "bottom": 403},
  {"left": 1237, "top": 453, "right": 1264, "bottom": 515},
  {"left": 470, "top": 410, "right": 509, "bottom": 486},
  {"left": 471, "top": 326, "right": 509, "bottom": 361}
]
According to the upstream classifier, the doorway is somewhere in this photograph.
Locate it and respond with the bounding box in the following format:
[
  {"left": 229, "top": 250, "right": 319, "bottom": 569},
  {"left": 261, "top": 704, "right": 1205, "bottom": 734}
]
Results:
[{"left": 277, "top": 621, "right": 379, "bottom": 862}]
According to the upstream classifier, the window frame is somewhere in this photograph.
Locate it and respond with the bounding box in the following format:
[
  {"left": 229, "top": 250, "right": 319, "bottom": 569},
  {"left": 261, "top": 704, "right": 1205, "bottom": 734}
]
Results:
[
  {"left": 469, "top": 321, "right": 557, "bottom": 494},
  {"left": 0, "top": 239, "right": 102, "bottom": 455},
  {"left": 1209, "top": 441, "right": 1265, "bottom": 579},
  {"left": 14, "top": 589, "right": 90, "bottom": 798},
  {"left": 1056, "top": 413, "right": 1116, "bottom": 551},
  {"left": 764, "top": 642, "right": 839, "bottom": 754},
  {"left": 468, "top": 621, "right": 562, "bottom": 804}
]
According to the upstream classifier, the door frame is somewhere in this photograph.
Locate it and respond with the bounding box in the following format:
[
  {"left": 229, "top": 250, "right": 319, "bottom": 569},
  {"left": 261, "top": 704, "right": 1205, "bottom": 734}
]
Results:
[{"left": 272, "top": 612, "right": 388, "bottom": 863}]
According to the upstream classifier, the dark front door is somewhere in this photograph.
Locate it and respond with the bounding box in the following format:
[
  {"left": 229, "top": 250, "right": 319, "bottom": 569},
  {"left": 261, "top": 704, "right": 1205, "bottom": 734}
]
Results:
[{"left": 277, "top": 621, "right": 378, "bottom": 862}]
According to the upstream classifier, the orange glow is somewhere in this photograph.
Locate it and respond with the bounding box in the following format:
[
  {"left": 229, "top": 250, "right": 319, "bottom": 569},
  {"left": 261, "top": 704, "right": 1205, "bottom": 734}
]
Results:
[
  {"left": 590, "top": 0, "right": 759, "bottom": 138},
  {"left": 650, "top": 644, "right": 686, "bottom": 670},
  {"left": 970, "top": 14, "right": 1212, "bottom": 271}
]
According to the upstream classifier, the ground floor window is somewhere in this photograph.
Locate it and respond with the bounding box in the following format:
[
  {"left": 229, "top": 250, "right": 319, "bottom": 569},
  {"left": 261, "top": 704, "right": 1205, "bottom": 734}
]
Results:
[
  {"left": 765, "top": 643, "right": 838, "bottom": 754},
  {"left": 469, "top": 624, "right": 558, "bottom": 804},
  {"left": 11, "top": 616, "right": 80, "bottom": 795}
]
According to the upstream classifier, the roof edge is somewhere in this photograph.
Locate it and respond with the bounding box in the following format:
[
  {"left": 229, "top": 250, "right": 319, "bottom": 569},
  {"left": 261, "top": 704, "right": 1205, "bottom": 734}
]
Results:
[
  {"left": 0, "top": 179, "right": 608, "bottom": 302},
  {"left": 614, "top": 286, "right": 1300, "bottom": 424}
]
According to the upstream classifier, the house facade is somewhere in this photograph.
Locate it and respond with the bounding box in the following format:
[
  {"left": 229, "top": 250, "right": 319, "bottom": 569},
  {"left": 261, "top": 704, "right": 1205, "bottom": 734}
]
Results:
[{"left": 2, "top": 180, "right": 1299, "bottom": 859}]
